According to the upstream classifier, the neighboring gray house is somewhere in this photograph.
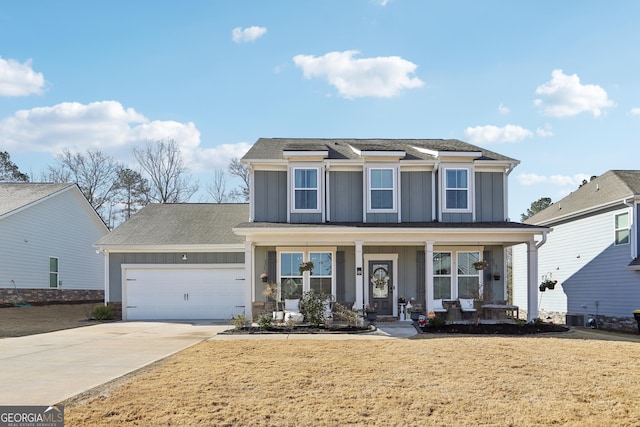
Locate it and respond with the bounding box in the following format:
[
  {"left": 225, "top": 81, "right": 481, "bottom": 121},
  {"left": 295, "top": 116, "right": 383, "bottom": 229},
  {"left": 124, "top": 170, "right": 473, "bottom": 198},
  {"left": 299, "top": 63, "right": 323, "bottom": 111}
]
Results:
[
  {"left": 94, "top": 204, "right": 248, "bottom": 320},
  {"left": 0, "top": 183, "right": 108, "bottom": 306},
  {"left": 513, "top": 170, "right": 640, "bottom": 329},
  {"left": 235, "top": 138, "right": 547, "bottom": 321}
]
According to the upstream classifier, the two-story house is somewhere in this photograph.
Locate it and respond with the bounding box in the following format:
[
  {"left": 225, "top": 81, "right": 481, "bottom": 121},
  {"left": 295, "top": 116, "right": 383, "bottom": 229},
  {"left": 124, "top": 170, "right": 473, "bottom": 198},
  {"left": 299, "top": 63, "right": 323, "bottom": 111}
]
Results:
[
  {"left": 95, "top": 138, "right": 547, "bottom": 322},
  {"left": 234, "top": 138, "right": 547, "bottom": 321},
  {"left": 512, "top": 170, "right": 640, "bottom": 330}
]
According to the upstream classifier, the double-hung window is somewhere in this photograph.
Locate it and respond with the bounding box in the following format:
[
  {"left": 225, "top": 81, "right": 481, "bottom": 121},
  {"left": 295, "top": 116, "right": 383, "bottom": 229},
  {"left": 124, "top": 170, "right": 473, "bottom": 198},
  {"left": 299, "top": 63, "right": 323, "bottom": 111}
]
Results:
[
  {"left": 444, "top": 168, "right": 470, "bottom": 211},
  {"left": 615, "top": 212, "right": 630, "bottom": 245},
  {"left": 279, "top": 250, "right": 334, "bottom": 300},
  {"left": 368, "top": 168, "right": 396, "bottom": 211},
  {"left": 432, "top": 251, "right": 482, "bottom": 300},
  {"left": 433, "top": 252, "right": 452, "bottom": 300},
  {"left": 457, "top": 252, "right": 481, "bottom": 299},
  {"left": 292, "top": 168, "right": 319, "bottom": 211}
]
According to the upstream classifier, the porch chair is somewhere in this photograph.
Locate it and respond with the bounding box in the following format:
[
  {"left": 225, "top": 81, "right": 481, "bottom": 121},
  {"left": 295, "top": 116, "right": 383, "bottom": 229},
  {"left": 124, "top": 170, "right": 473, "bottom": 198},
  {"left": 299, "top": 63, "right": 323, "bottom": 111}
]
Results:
[
  {"left": 284, "top": 298, "right": 304, "bottom": 323},
  {"left": 432, "top": 299, "right": 448, "bottom": 317},
  {"left": 459, "top": 298, "right": 477, "bottom": 319}
]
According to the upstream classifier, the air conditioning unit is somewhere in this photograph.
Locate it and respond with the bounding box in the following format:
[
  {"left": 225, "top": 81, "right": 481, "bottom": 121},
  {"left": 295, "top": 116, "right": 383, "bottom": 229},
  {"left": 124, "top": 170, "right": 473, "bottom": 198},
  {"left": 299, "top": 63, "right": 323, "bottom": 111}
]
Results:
[{"left": 565, "top": 313, "right": 585, "bottom": 327}]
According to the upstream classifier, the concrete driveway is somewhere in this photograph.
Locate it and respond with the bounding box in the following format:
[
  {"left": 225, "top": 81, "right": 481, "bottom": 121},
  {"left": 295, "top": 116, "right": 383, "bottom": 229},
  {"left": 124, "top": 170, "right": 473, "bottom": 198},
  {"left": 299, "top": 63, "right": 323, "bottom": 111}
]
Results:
[{"left": 0, "top": 321, "right": 229, "bottom": 405}]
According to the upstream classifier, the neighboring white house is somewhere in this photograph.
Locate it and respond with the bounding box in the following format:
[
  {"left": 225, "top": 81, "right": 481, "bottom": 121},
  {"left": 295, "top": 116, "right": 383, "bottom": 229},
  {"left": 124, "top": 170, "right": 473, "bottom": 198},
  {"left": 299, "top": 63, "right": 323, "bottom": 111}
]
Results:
[
  {"left": 0, "top": 183, "right": 109, "bottom": 306},
  {"left": 513, "top": 170, "right": 640, "bottom": 330}
]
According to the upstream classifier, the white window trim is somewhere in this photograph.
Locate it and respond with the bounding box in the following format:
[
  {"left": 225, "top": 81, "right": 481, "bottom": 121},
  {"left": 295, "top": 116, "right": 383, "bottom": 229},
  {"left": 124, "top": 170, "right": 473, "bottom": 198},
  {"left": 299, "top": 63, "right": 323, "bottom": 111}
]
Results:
[
  {"left": 441, "top": 165, "right": 474, "bottom": 214},
  {"left": 432, "top": 248, "right": 484, "bottom": 300},
  {"left": 276, "top": 247, "right": 336, "bottom": 297},
  {"left": 49, "top": 256, "right": 59, "bottom": 288},
  {"left": 614, "top": 211, "right": 630, "bottom": 246},
  {"left": 365, "top": 165, "right": 398, "bottom": 213},
  {"left": 290, "top": 166, "right": 322, "bottom": 213}
]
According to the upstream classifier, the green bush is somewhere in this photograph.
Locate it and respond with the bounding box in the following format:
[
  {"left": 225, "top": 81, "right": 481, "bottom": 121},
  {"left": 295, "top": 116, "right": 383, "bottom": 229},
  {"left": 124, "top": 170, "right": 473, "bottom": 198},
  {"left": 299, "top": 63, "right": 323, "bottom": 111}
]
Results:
[
  {"left": 92, "top": 305, "right": 114, "bottom": 321},
  {"left": 299, "top": 290, "right": 328, "bottom": 326},
  {"left": 427, "top": 316, "right": 446, "bottom": 328},
  {"left": 257, "top": 313, "right": 273, "bottom": 330},
  {"left": 232, "top": 314, "right": 249, "bottom": 329}
]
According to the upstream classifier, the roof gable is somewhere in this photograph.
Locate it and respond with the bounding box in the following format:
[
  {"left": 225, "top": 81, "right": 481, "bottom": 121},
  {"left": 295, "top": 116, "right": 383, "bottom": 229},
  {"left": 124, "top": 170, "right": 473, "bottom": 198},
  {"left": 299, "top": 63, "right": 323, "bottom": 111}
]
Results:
[
  {"left": 0, "top": 183, "right": 76, "bottom": 217},
  {"left": 526, "top": 170, "right": 640, "bottom": 225}
]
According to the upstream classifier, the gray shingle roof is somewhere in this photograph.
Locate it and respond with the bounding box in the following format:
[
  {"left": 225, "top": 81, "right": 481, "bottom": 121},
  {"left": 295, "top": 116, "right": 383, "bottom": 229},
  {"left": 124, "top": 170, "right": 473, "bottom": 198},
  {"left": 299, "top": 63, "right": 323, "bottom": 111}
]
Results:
[
  {"left": 95, "top": 203, "right": 249, "bottom": 247},
  {"left": 526, "top": 170, "right": 640, "bottom": 225},
  {"left": 0, "top": 183, "right": 75, "bottom": 217},
  {"left": 242, "top": 138, "right": 517, "bottom": 162}
]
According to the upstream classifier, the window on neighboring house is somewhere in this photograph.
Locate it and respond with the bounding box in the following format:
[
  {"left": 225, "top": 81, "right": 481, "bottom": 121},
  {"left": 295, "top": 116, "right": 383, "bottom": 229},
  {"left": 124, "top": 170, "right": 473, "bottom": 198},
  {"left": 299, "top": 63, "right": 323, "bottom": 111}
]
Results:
[
  {"left": 433, "top": 252, "right": 452, "bottom": 300},
  {"left": 457, "top": 252, "right": 481, "bottom": 299},
  {"left": 615, "top": 212, "right": 630, "bottom": 245},
  {"left": 369, "top": 168, "right": 395, "bottom": 211},
  {"left": 444, "top": 168, "right": 469, "bottom": 210},
  {"left": 293, "top": 168, "right": 319, "bottom": 211},
  {"left": 49, "top": 257, "right": 59, "bottom": 288},
  {"left": 279, "top": 250, "right": 334, "bottom": 300}
]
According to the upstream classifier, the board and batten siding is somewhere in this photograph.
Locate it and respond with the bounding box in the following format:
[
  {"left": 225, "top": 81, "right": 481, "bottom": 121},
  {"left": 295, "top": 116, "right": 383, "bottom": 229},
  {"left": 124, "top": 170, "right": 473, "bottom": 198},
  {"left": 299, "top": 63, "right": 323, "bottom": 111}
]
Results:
[
  {"left": 0, "top": 187, "right": 107, "bottom": 291},
  {"left": 401, "top": 171, "right": 433, "bottom": 222},
  {"left": 329, "top": 171, "right": 363, "bottom": 223},
  {"left": 475, "top": 172, "right": 505, "bottom": 222},
  {"left": 513, "top": 206, "right": 640, "bottom": 318},
  {"left": 107, "top": 252, "right": 244, "bottom": 302},
  {"left": 253, "top": 170, "right": 287, "bottom": 222}
]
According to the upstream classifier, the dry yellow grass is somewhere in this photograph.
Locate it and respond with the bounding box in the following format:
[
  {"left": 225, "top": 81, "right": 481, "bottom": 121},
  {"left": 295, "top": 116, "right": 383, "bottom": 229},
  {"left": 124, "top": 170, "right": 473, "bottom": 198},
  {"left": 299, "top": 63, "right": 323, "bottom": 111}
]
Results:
[{"left": 65, "top": 331, "right": 640, "bottom": 426}]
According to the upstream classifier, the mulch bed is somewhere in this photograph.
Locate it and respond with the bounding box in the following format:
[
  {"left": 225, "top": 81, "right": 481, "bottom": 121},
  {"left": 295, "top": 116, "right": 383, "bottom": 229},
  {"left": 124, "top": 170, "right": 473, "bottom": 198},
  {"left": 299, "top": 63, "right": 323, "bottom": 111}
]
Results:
[
  {"left": 419, "top": 322, "right": 570, "bottom": 335},
  {"left": 222, "top": 324, "right": 375, "bottom": 335}
]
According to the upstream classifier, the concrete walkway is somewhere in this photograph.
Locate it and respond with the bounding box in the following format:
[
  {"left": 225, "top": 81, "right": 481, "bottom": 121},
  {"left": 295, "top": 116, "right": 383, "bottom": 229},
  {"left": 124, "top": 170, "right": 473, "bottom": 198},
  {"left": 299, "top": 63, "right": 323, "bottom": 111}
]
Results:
[
  {"left": 0, "top": 320, "right": 417, "bottom": 406},
  {"left": 0, "top": 321, "right": 229, "bottom": 405}
]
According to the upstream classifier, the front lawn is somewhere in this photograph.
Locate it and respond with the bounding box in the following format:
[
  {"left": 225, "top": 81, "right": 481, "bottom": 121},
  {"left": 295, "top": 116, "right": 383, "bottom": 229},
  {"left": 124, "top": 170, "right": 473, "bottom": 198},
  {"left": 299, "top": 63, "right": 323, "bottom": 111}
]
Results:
[{"left": 65, "top": 331, "right": 640, "bottom": 426}]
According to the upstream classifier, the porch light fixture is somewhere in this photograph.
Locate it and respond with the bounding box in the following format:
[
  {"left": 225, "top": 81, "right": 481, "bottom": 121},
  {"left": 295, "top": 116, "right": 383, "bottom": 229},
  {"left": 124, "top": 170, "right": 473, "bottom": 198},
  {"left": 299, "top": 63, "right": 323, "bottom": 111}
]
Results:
[
  {"left": 357, "top": 267, "right": 362, "bottom": 276},
  {"left": 182, "top": 254, "right": 188, "bottom": 261}
]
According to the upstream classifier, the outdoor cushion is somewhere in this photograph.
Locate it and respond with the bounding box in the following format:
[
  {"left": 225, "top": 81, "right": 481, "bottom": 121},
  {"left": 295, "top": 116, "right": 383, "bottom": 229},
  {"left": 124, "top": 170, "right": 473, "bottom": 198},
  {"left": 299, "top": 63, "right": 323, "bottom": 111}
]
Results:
[
  {"left": 459, "top": 299, "right": 476, "bottom": 312},
  {"left": 432, "top": 299, "right": 447, "bottom": 312}
]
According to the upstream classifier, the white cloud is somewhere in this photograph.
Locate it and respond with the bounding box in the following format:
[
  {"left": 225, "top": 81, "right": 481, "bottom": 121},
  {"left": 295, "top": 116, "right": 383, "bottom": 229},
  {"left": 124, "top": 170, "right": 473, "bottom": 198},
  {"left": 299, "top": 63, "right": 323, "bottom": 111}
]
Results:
[
  {"left": 0, "top": 57, "right": 45, "bottom": 96},
  {"left": 517, "top": 172, "right": 590, "bottom": 187},
  {"left": 498, "top": 103, "right": 510, "bottom": 115},
  {"left": 0, "top": 100, "right": 249, "bottom": 172},
  {"left": 232, "top": 26, "right": 267, "bottom": 43},
  {"left": 293, "top": 50, "right": 424, "bottom": 99},
  {"left": 536, "top": 125, "right": 553, "bottom": 137},
  {"left": 630, "top": 107, "right": 640, "bottom": 116},
  {"left": 463, "top": 124, "right": 533, "bottom": 144},
  {"left": 534, "top": 69, "right": 614, "bottom": 117}
]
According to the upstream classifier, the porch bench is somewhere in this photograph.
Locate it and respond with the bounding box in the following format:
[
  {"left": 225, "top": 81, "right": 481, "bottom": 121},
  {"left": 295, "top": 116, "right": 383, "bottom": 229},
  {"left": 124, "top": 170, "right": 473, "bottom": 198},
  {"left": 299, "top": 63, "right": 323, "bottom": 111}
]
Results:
[{"left": 481, "top": 303, "right": 519, "bottom": 320}]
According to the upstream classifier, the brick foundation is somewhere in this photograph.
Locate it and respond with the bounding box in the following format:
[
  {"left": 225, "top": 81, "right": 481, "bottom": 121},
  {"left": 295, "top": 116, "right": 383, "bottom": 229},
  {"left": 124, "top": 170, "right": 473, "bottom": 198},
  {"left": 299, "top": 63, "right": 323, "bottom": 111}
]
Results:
[
  {"left": 251, "top": 301, "right": 276, "bottom": 321},
  {"left": 0, "top": 288, "right": 104, "bottom": 307},
  {"left": 107, "top": 301, "right": 123, "bottom": 320}
]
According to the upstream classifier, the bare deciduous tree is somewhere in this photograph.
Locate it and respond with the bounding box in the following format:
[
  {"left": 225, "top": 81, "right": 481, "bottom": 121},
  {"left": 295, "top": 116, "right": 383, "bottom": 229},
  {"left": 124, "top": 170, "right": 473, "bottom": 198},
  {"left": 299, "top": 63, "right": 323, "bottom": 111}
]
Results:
[
  {"left": 228, "top": 157, "right": 249, "bottom": 202},
  {"left": 133, "top": 139, "right": 198, "bottom": 203},
  {"left": 46, "top": 149, "right": 122, "bottom": 218},
  {"left": 206, "top": 170, "right": 227, "bottom": 203}
]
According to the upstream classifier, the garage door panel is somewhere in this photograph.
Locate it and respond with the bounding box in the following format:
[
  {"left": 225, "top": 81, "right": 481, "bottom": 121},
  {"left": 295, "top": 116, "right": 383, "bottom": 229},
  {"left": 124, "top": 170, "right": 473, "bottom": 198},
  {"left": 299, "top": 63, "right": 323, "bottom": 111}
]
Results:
[{"left": 124, "top": 266, "right": 245, "bottom": 320}]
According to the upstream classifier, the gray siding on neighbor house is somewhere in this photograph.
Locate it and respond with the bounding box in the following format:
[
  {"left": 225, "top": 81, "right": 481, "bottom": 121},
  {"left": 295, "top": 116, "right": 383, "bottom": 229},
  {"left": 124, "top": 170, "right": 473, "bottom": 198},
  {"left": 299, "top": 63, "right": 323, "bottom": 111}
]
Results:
[
  {"left": 475, "top": 172, "right": 505, "bottom": 221},
  {"left": 401, "top": 171, "right": 433, "bottom": 222},
  {"left": 329, "top": 171, "right": 363, "bottom": 223},
  {"left": 107, "top": 252, "right": 244, "bottom": 302},
  {"left": 254, "top": 171, "right": 287, "bottom": 222}
]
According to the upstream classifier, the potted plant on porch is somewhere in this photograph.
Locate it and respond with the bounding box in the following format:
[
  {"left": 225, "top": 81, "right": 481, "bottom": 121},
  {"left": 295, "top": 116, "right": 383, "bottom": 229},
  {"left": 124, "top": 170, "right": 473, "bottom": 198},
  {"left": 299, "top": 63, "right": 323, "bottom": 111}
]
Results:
[{"left": 364, "top": 304, "right": 378, "bottom": 321}]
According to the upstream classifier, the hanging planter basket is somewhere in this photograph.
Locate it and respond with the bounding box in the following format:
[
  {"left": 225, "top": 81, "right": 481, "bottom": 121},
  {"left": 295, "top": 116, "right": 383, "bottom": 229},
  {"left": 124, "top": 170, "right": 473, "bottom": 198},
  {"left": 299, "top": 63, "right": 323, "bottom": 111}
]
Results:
[
  {"left": 473, "top": 260, "right": 488, "bottom": 271},
  {"left": 539, "top": 284, "right": 546, "bottom": 292}
]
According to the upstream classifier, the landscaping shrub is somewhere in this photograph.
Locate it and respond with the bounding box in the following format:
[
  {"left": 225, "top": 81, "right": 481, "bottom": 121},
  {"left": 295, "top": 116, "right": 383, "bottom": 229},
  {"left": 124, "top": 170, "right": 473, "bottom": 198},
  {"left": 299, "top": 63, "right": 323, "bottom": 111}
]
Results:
[
  {"left": 298, "top": 290, "right": 328, "bottom": 326},
  {"left": 333, "top": 303, "right": 359, "bottom": 327},
  {"left": 257, "top": 313, "right": 273, "bottom": 330},
  {"left": 92, "top": 305, "right": 114, "bottom": 321},
  {"left": 232, "top": 314, "right": 248, "bottom": 329}
]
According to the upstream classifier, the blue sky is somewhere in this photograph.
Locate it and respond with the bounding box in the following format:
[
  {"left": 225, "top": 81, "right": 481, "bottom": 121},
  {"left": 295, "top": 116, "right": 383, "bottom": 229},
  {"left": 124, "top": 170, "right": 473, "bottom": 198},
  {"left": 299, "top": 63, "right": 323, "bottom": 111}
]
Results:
[{"left": 1, "top": 0, "right": 639, "bottom": 219}]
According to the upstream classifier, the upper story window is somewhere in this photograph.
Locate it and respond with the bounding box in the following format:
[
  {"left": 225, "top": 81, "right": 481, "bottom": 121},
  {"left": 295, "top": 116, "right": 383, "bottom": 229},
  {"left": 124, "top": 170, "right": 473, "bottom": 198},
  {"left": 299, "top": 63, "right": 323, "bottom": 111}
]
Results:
[
  {"left": 615, "top": 212, "right": 630, "bottom": 245},
  {"left": 443, "top": 167, "right": 471, "bottom": 212},
  {"left": 292, "top": 167, "right": 320, "bottom": 211},
  {"left": 368, "top": 167, "right": 396, "bottom": 212}
]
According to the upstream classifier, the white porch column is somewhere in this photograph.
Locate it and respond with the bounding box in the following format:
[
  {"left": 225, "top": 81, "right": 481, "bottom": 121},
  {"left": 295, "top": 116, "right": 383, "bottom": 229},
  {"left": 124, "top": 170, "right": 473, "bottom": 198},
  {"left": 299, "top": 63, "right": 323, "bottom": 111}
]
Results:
[
  {"left": 244, "top": 240, "right": 254, "bottom": 320},
  {"left": 425, "top": 241, "right": 434, "bottom": 312},
  {"left": 526, "top": 240, "right": 539, "bottom": 322},
  {"left": 355, "top": 240, "right": 364, "bottom": 311}
]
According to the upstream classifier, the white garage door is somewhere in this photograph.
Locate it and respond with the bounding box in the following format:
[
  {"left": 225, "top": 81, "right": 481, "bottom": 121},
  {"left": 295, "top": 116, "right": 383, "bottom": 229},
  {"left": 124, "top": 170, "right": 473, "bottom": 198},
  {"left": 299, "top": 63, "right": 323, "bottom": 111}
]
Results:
[{"left": 124, "top": 265, "right": 245, "bottom": 320}]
